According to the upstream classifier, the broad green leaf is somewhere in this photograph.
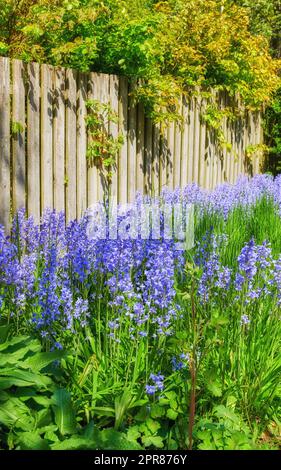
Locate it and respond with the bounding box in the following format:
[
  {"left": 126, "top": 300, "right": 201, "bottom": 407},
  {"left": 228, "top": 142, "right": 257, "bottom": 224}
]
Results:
[
  {"left": 0, "top": 369, "right": 53, "bottom": 389},
  {"left": 51, "top": 436, "right": 96, "bottom": 450},
  {"left": 0, "top": 398, "right": 34, "bottom": 430},
  {"left": 22, "top": 350, "right": 65, "bottom": 372},
  {"left": 44, "top": 430, "right": 59, "bottom": 443},
  {"left": 52, "top": 389, "right": 77, "bottom": 436},
  {"left": 31, "top": 395, "right": 54, "bottom": 407},
  {"left": 0, "top": 390, "right": 10, "bottom": 401},
  {"left": 0, "top": 336, "right": 40, "bottom": 353},
  {"left": 82, "top": 421, "right": 95, "bottom": 439},
  {"left": 17, "top": 432, "right": 50, "bottom": 450},
  {"left": 0, "top": 335, "right": 29, "bottom": 352},
  {"left": 0, "top": 325, "right": 11, "bottom": 344},
  {"left": 36, "top": 408, "right": 53, "bottom": 428},
  {"left": 114, "top": 388, "right": 134, "bottom": 429},
  {"left": 92, "top": 406, "right": 115, "bottom": 417},
  {"left": 0, "top": 344, "right": 40, "bottom": 367}
]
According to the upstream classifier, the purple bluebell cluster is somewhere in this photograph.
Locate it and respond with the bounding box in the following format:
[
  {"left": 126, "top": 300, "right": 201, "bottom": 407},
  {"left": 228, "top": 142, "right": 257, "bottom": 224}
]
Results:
[
  {"left": 1, "top": 174, "right": 281, "bottom": 348},
  {"left": 172, "top": 353, "right": 190, "bottom": 371},
  {"left": 195, "top": 234, "right": 281, "bottom": 323},
  {"left": 0, "top": 208, "right": 182, "bottom": 345},
  {"left": 161, "top": 173, "right": 281, "bottom": 218},
  {"left": 145, "top": 373, "right": 165, "bottom": 396}
]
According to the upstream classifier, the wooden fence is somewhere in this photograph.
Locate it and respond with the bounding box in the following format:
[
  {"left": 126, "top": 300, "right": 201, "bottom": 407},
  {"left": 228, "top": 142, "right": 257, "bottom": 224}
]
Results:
[{"left": 0, "top": 57, "right": 263, "bottom": 228}]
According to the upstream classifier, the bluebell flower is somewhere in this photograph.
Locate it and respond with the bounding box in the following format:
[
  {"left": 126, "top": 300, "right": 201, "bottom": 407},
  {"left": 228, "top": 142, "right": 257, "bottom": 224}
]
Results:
[{"left": 145, "top": 385, "right": 156, "bottom": 395}]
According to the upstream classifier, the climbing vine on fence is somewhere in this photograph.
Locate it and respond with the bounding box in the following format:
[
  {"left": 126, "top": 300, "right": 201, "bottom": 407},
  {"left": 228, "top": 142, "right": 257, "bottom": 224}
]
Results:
[{"left": 85, "top": 100, "right": 124, "bottom": 183}]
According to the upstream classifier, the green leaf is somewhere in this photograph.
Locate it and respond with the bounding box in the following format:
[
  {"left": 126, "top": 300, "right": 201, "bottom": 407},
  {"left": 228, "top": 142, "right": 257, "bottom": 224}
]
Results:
[
  {"left": 44, "top": 429, "right": 59, "bottom": 443},
  {"left": 31, "top": 395, "right": 54, "bottom": 407},
  {"left": 206, "top": 380, "right": 222, "bottom": 398},
  {"left": 150, "top": 403, "right": 165, "bottom": 419},
  {"left": 52, "top": 389, "right": 77, "bottom": 436},
  {"left": 0, "top": 325, "right": 11, "bottom": 344},
  {"left": 142, "top": 435, "right": 164, "bottom": 448},
  {"left": 0, "top": 398, "right": 34, "bottom": 430},
  {"left": 114, "top": 388, "right": 135, "bottom": 429},
  {"left": 82, "top": 421, "right": 95, "bottom": 440},
  {"left": 0, "top": 344, "right": 41, "bottom": 367},
  {"left": 0, "top": 336, "right": 40, "bottom": 353},
  {"left": 17, "top": 432, "right": 50, "bottom": 450},
  {"left": 36, "top": 408, "right": 53, "bottom": 428},
  {"left": 22, "top": 350, "right": 65, "bottom": 372},
  {"left": 51, "top": 436, "right": 96, "bottom": 450},
  {"left": 99, "top": 428, "right": 142, "bottom": 450},
  {"left": 146, "top": 418, "right": 161, "bottom": 434},
  {"left": 213, "top": 405, "right": 241, "bottom": 424},
  {"left": 0, "top": 390, "right": 10, "bottom": 401},
  {"left": 167, "top": 408, "right": 178, "bottom": 420},
  {"left": 93, "top": 406, "right": 115, "bottom": 417},
  {"left": 0, "top": 369, "right": 53, "bottom": 389},
  {"left": 127, "top": 425, "right": 141, "bottom": 442}
]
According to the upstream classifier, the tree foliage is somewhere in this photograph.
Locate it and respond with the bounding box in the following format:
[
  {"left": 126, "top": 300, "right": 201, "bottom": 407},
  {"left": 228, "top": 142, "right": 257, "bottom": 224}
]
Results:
[
  {"left": 0, "top": 0, "right": 280, "bottom": 121},
  {"left": 232, "top": 0, "right": 281, "bottom": 172},
  {"left": 233, "top": 0, "right": 281, "bottom": 56}
]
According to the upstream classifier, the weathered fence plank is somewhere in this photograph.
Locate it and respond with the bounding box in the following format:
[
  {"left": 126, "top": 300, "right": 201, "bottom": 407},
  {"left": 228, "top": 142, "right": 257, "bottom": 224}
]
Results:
[
  {"left": 167, "top": 121, "right": 175, "bottom": 190},
  {"left": 128, "top": 82, "right": 137, "bottom": 202},
  {"left": 53, "top": 66, "right": 65, "bottom": 214},
  {"left": 87, "top": 72, "right": 99, "bottom": 207},
  {"left": 77, "top": 72, "right": 87, "bottom": 218},
  {"left": 65, "top": 68, "right": 77, "bottom": 222},
  {"left": 12, "top": 59, "right": 26, "bottom": 214},
  {"left": 41, "top": 64, "right": 54, "bottom": 212},
  {"left": 0, "top": 57, "right": 10, "bottom": 228},
  {"left": 193, "top": 96, "right": 200, "bottom": 184},
  {"left": 119, "top": 77, "right": 128, "bottom": 203},
  {"left": 145, "top": 117, "right": 153, "bottom": 194},
  {"left": 109, "top": 74, "right": 119, "bottom": 201},
  {"left": 27, "top": 62, "right": 40, "bottom": 222},
  {"left": 181, "top": 97, "right": 189, "bottom": 187},
  {"left": 160, "top": 124, "right": 168, "bottom": 190},
  {"left": 174, "top": 100, "right": 182, "bottom": 189},
  {"left": 187, "top": 97, "right": 195, "bottom": 184},
  {"left": 199, "top": 98, "right": 207, "bottom": 188},
  {"left": 152, "top": 123, "right": 161, "bottom": 196},
  {"left": 136, "top": 103, "right": 145, "bottom": 193},
  {"left": 136, "top": 104, "right": 144, "bottom": 193}
]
